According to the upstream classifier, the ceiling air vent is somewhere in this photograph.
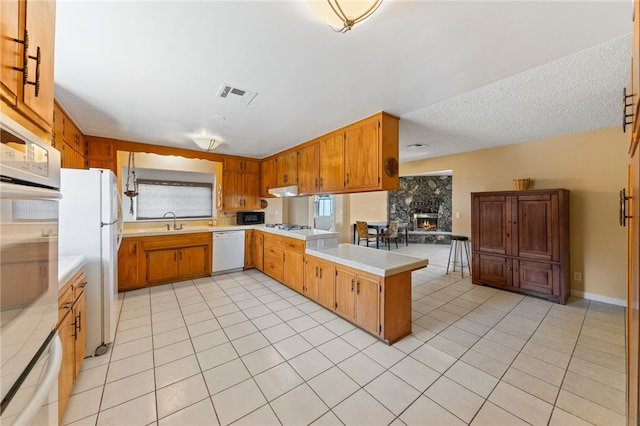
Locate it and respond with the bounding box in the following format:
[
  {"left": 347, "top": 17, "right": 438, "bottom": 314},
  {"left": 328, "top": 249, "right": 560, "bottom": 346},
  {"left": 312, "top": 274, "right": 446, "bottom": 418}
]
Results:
[{"left": 216, "top": 83, "right": 258, "bottom": 105}]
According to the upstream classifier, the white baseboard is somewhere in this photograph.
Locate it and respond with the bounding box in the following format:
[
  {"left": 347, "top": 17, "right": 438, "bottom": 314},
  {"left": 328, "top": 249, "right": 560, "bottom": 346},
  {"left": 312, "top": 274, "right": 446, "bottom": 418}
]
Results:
[{"left": 570, "top": 290, "right": 626, "bottom": 307}]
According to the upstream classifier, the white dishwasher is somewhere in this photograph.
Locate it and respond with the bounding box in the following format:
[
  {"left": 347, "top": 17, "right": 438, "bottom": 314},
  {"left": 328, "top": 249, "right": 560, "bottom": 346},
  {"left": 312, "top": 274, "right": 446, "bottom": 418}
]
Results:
[{"left": 212, "top": 230, "right": 246, "bottom": 275}]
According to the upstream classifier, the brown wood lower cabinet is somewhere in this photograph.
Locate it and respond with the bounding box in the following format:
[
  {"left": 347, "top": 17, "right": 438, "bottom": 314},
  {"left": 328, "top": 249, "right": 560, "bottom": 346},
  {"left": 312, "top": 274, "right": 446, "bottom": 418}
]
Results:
[
  {"left": 58, "top": 268, "right": 87, "bottom": 424},
  {"left": 304, "top": 257, "right": 336, "bottom": 305},
  {"left": 335, "top": 269, "right": 380, "bottom": 336},
  {"left": 305, "top": 254, "right": 412, "bottom": 344},
  {"left": 117, "top": 233, "right": 212, "bottom": 291},
  {"left": 283, "top": 238, "right": 305, "bottom": 293}
]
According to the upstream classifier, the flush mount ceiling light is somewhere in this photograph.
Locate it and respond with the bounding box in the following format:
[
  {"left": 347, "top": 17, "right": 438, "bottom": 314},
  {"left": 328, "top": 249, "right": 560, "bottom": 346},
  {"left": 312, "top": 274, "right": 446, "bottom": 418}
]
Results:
[
  {"left": 406, "top": 143, "right": 428, "bottom": 149},
  {"left": 192, "top": 136, "right": 222, "bottom": 152},
  {"left": 308, "top": 0, "right": 383, "bottom": 33}
]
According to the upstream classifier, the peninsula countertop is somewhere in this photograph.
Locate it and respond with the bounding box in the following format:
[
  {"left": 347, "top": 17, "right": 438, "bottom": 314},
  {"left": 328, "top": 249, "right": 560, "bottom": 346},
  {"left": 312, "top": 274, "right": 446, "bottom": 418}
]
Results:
[{"left": 306, "top": 244, "right": 428, "bottom": 277}]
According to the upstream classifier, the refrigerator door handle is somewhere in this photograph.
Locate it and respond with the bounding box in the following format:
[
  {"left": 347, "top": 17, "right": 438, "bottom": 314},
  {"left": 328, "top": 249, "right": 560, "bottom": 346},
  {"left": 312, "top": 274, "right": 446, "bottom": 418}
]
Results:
[
  {"left": 10, "top": 334, "right": 62, "bottom": 426},
  {"left": 116, "top": 190, "right": 123, "bottom": 250}
]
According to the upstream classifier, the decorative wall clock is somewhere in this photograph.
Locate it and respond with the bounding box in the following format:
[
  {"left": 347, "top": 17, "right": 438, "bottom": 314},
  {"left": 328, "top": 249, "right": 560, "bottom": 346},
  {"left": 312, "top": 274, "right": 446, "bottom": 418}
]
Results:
[{"left": 384, "top": 156, "right": 399, "bottom": 177}]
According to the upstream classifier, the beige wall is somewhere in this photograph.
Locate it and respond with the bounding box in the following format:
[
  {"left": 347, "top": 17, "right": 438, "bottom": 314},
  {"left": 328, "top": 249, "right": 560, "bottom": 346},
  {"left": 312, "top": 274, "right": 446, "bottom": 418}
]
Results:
[{"left": 401, "top": 126, "right": 628, "bottom": 302}]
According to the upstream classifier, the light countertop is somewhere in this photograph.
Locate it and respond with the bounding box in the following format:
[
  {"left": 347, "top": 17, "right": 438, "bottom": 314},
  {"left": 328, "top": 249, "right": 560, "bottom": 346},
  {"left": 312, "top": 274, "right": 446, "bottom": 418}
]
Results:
[
  {"left": 59, "top": 255, "right": 87, "bottom": 288},
  {"left": 122, "top": 225, "right": 255, "bottom": 237},
  {"left": 306, "top": 244, "right": 428, "bottom": 277},
  {"left": 123, "top": 224, "right": 339, "bottom": 241}
]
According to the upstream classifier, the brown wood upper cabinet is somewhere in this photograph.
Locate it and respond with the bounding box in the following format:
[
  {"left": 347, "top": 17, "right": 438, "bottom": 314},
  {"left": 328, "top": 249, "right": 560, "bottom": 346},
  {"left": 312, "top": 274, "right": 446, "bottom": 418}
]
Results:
[
  {"left": 276, "top": 150, "right": 298, "bottom": 187},
  {"left": 225, "top": 157, "right": 260, "bottom": 174},
  {"left": 298, "top": 143, "right": 320, "bottom": 194},
  {"left": 222, "top": 157, "right": 260, "bottom": 210},
  {"left": 261, "top": 157, "right": 277, "bottom": 197},
  {"left": 471, "top": 189, "right": 570, "bottom": 304},
  {"left": 55, "top": 101, "right": 86, "bottom": 169},
  {"left": 261, "top": 111, "right": 399, "bottom": 197},
  {"left": 1, "top": 0, "right": 56, "bottom": 134}
]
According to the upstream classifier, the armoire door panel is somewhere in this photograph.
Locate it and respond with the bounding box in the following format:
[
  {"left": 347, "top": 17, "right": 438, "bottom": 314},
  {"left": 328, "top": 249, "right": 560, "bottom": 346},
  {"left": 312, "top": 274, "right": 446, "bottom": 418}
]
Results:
[
  {"left": 515, "top": 260, "right": 557, "bottom": 295},
  {"left": 474, "top": 253, "right": 511, "bottom": 288},
  {"left": 516, "top": 194, "right": 557, "bottom": 261}
]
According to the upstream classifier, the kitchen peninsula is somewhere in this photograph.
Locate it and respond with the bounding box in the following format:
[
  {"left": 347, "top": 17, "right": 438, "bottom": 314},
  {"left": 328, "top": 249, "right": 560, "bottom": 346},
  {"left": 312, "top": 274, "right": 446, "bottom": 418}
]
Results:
[
  {"left": 119, "top": 224, "right": 427, "bottom": 344},
  {"left": 305, "top": 244, "right": 427, "bottom": 344}
]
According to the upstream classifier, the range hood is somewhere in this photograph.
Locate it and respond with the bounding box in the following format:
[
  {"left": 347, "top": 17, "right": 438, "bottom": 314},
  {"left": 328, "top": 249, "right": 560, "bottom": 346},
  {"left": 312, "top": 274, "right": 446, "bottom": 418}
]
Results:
[{"left": 268, "top": 185, "right": 299, "bottom": 197}]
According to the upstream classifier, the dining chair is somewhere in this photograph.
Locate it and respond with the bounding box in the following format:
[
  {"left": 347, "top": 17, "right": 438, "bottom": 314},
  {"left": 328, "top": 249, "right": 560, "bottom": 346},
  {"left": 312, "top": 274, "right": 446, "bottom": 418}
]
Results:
[
  {"left": 380, "top": 220, "right": 399, "bottom": 250},
  {"left": 356, "top": 221, "right": 378, "bottom": 247}
]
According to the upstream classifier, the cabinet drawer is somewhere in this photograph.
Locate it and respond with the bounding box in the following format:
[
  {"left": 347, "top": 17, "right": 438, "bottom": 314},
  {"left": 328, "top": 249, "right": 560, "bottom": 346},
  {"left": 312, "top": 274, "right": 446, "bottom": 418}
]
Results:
[
  {"left": 264, "top": 243, "right": 284, "bottom": 260},
  {"left": 264, "top": 260, "right": 283, "bottom": 281},
  {"left": 70, "top": 270, "right": 87, "bottom": 299},
  {"left": 58, "top": 286, "right": 73, "bottom": 325},
  {"left": 283, "top": 238, "right": 305, "bottom": 254}
]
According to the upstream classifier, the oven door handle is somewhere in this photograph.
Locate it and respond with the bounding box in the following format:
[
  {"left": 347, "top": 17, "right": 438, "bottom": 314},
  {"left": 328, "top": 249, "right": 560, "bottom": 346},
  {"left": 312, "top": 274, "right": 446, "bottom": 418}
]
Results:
[{"left": 10, "top": 333, "right": 62, "bottom": 426}]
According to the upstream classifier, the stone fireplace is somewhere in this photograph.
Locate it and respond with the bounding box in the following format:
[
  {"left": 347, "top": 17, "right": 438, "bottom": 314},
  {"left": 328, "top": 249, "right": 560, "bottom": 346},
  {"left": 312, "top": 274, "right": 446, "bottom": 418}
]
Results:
[{"left": 388, "top": 175, "right": 452, "bottom": 244}]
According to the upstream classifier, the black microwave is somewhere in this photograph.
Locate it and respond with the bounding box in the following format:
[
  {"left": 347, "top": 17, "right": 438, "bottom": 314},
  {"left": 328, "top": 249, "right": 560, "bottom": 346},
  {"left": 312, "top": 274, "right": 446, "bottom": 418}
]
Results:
[{"left": 237, "top": 211, "right": 265, "bottom": 225}]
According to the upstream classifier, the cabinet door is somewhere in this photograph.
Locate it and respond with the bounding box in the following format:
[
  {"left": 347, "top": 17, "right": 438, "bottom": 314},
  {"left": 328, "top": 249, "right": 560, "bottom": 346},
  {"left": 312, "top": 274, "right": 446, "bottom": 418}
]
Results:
[
  {"left": 255, "top": 233, "right": 264, "bottom": 271},
  {"left": 304, "top": 258, "right": 319, "bottom": 302},
  {"left": 225, "top": 157, "right": 259, "bottom": 173},
  {"left": 317, "top": 262, "right": 336, "bottom": 310},
  {"left": 261, "top": 158, "right": 277, "bottom": 197},
  {"left": 335, "top": 269, "right": 356, "bottom": 320},
  {"left": 319, "top": 132, "right": 345, "bottom": 192},
  {"left": 344, "top": 119, "right": 379, "bottom": 189},
  {"left": 242, "top": 172, "right": 260, "bottom": 209},
  {"left": 472, "top": 253, "right": 512, "bottom": 289},
  {"left": 298, "top": 143, "right": 320, "bottom": 194},
  {"left": 276, "top": 151, "right": 298, "bottom": 186},
  {"left": 283, "top": 250, "right": 304, "bottom": 293},
  {"left": 146, "top": 249, "right": 178, "bottom": 283},
  {"left": 514, "top": 259, "right": 559, "bottom": 296},
  {"left": 515, "top": 193, "right": 558, "bottom": 262},
  {"left": 472, "top": 194, "right": 513, "bottom": 256},
  {"left": 118, "top": 240, "right": 139, "bottom": 290},
  {"left": 19, "top": 0, "right": 56, "bottom": 130},
  {"left": 87, "top": 140, "right": 114, "bottom": 159},
  {"left": 222, "top": 170, "right": 243, "bottom": 210},
  {"left": 0, "top": 0, "right": 20, "bottom": 105},
  {"left": 58, "top": 310, "right": 75, "bottom": 424},
  {"left": 244, "top": 230, "right": 254, "bottom": 268},
  {"left": 356, "top": 275, "right": 380, "bottom": 335},
  {"left": 73, "top": 290, "right": 86, "bottom": 375},
  {"left": 178, "top": 246, "right": 208, "bottom": 277}
]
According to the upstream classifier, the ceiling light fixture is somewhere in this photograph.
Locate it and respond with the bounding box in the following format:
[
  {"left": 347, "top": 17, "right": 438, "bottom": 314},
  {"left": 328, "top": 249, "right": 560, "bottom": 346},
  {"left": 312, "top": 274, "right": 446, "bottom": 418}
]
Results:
[
  {"left": 308, "top": 0, "right": 383, "bottom": 33},
  {"left": 192, "top": 136, "right": 222, "bottom": 152}
]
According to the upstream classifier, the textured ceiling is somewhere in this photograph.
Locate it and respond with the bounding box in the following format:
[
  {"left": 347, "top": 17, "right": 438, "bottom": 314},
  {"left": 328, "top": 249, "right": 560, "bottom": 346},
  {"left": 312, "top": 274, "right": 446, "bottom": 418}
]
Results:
[
  {"left": 53, "top": 1, "right": 632, "bottom": 162},
  {"left": 400, "top": 34, "right": 632, "bottom": 161}
]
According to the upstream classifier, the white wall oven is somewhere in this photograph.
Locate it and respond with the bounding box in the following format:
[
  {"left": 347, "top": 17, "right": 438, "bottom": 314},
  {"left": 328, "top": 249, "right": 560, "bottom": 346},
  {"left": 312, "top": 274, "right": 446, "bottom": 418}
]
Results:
[{"left": 0, "top": 114, "right": 62, "bottom": 425}]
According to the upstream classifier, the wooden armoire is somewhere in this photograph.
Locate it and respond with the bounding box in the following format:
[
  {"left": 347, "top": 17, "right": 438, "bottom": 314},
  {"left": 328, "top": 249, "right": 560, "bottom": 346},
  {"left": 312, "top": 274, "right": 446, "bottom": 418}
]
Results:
[{"left": 471, "top": 189, "right": 570, "bottom": 304}]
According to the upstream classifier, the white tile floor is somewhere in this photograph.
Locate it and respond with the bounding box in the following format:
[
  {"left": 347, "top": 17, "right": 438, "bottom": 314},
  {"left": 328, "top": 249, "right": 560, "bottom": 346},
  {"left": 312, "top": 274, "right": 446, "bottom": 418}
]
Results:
[{"left": 62, "top": 244, "right": 627, "bottom": 426}]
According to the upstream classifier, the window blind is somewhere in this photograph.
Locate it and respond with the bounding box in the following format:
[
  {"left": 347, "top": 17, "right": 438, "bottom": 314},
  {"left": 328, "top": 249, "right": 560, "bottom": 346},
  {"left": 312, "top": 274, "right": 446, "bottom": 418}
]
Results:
[{"left": 136, "top": 179, "right": 213, "bottom": 219}]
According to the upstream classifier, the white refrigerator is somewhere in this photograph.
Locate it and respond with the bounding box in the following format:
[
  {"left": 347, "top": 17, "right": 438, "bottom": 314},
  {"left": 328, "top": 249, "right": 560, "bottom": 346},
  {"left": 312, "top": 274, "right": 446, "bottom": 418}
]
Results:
[{"left": 59, "top": 169, "right": 122, "bottom": 356}]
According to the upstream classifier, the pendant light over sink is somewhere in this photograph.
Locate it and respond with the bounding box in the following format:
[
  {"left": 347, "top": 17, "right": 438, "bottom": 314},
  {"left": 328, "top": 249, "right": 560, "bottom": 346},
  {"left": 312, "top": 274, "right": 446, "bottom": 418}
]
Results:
[
  {"left": 308, "top": 0, "right": 383, "bottom": 33},
  {"left": 124, "top": 152, "right": 138, "bottom": 215}
]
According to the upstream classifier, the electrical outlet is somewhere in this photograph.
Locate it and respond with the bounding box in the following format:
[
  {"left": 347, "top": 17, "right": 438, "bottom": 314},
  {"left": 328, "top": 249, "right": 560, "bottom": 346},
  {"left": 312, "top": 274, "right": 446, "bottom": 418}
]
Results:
[
  {"left": 573, "top": 272, "right": 582, "bottom": 282},
  {"left": 455, "top": 211, "right": 461, "bottom": 219}
]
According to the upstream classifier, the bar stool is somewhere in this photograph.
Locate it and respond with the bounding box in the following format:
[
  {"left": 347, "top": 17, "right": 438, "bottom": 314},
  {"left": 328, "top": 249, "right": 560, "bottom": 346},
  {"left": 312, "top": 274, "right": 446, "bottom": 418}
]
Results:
[{"left": 446, "top": 235, "right": 471, "bottom": 277}]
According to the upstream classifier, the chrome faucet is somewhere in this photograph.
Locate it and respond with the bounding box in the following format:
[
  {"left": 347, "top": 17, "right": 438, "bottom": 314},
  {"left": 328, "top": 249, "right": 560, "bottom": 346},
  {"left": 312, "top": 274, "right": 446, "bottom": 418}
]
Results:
[{"left": 163, "top": 211, "right": 182, "bottom": 230}]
